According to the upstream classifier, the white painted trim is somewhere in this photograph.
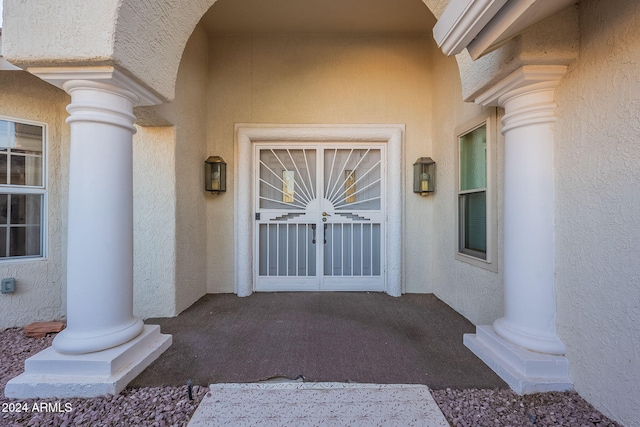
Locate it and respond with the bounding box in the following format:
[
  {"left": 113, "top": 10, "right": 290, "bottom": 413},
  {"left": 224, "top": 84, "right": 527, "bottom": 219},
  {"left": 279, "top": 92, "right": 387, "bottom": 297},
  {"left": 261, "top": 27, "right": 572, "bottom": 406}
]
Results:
[
  {"left": 434, "top": 0, "right": 576, "bottom": 59},
  {"left": 0, "top": 114, "right": 49, "bottom": 189},
  {"left": 433, "top": 0, "right": 508, "bottom": 56},
  {"left": 234, "top": 124, "right": 404, "bottom": 297},
  {"left": 0, "top": 115, "right": 48, "bottom": 262},
  {"left": 27, "top": 66, "right": 163, "bottom": 106}
]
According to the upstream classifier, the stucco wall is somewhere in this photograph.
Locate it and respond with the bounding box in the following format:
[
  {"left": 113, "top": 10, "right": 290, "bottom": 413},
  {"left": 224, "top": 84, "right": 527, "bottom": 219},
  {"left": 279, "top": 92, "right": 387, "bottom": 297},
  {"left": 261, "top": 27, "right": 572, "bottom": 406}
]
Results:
[
  {"left": 132, "top": 26, "right": 210, "bottom": 317},
  {"left": 132, "top": 126, "right": 177, "bottom": 319},
  {"left": 0, "top": 71, "right": 69, "bottom": 329},
  {"left": 206, "top": 34, "right": 434, "bottom": 294},
  {"left": 428, "top": 40, "right": 505, "bottom": 326},
  {"left": 554, "top": 0, "right": 640, "bottom": 424},
  {"left": 2, "top": 0, "right": 119, "bottom": 67},
  {"left": 172, "top": 27, "right": 210, "bottom": 313}
]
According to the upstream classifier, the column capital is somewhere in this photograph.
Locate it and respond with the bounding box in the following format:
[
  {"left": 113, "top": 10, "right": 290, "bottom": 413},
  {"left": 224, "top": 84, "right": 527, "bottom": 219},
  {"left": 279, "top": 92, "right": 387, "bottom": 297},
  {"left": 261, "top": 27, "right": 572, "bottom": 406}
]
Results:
[
  {"left": 62, "top": 79, "right": 139, "bottom": 134},
  {"left": 476, "top": 65, "right": 567, "bottom": 133},
  {"left": 27, "top": 66, "right": 163, "bottom": 107},
  {"left": 475, "top": 65, "right": 567, "bottom": 107}
]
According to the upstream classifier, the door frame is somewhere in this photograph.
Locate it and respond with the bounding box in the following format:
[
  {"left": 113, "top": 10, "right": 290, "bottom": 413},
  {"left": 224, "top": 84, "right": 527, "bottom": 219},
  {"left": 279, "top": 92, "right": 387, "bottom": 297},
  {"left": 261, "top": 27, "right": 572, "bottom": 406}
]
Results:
[{"left": 234, "top": 124, "right": 404, "bottom": 297}]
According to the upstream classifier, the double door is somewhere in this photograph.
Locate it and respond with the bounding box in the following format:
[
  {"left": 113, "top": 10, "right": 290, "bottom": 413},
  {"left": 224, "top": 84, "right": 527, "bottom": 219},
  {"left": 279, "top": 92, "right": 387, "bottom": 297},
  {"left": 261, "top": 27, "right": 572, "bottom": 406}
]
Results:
[{"left": 254, "top": 144, "right": 386, "bottom": 291}]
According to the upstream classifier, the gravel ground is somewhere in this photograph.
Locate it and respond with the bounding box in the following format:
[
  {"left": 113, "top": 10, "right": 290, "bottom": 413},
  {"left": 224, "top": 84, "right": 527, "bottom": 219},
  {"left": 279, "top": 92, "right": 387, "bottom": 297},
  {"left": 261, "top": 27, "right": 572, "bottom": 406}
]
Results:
[
  {"left": 1, "top": 328, "right": 623, "bottom": 427},
  {"left": 431, "top": 389, "right": 622, "bottom": 427},
  {"left": 1, "top": 329, "right": 207, "bottom": 427}
]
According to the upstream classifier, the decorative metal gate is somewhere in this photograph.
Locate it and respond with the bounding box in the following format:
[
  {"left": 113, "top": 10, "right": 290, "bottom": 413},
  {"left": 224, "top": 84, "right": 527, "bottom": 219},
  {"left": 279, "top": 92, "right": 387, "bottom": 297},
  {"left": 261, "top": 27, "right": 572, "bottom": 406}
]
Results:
[{"left": 254, "top": 144, "right": 385, "bottom": 291}]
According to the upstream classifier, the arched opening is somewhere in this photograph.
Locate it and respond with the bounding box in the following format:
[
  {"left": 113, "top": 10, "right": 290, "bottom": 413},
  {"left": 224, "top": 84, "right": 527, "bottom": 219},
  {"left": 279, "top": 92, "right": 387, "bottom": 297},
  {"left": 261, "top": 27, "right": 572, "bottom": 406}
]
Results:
[
  {"left": 140, "top": 0, "right": 476, "bottom": 304},
  {"left": 110, "top": 0, "right": 450, "bottom": 101}
]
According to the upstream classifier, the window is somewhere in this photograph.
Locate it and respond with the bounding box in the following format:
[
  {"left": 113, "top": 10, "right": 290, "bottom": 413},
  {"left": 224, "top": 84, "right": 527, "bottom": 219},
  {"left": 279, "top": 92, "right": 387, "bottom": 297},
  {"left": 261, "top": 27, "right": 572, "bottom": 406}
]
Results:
[
  {"left": 0, "top": 117, "right": 46, "bottom": 260},
  {"left": 455, "top": 110, "right": 497, "bottom": 271}
]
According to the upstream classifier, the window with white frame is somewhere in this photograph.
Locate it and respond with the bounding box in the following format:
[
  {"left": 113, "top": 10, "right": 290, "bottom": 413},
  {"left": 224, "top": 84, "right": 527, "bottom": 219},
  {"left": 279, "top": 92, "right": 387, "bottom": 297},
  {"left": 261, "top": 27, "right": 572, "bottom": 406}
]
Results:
[
  {"left": 0, "top": 117, "right": 46, "bottom": 260},
  {"left": 455, "top": 110, "right": 497, "bottom": 272}
]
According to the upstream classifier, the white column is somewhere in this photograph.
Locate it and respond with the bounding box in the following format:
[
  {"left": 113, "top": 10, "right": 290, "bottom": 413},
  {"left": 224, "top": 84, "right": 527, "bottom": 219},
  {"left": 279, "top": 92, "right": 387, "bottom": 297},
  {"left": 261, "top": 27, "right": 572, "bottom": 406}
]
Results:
[
  {"left": 53, "top": 79, "right": 143, "bottom": 354},
  {"left": 5, "top": 67, "right": 171, "bottom": 398},
  {"left": 494, "top": 78, "right": 566, "bottom": 355},
  {"left": 464, "top": 65, "right": 572, "bottom": 393}
]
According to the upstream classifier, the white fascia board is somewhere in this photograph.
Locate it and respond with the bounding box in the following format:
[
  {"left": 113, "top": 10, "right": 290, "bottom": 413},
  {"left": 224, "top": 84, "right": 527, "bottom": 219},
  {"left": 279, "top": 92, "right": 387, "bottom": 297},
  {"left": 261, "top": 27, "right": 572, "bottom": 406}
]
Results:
[
  {"left": 467, "top": 0, "right": 577, "bottom": 59},
  {"left": 433, "top": 0, "right": 509, "bottom": 56}
]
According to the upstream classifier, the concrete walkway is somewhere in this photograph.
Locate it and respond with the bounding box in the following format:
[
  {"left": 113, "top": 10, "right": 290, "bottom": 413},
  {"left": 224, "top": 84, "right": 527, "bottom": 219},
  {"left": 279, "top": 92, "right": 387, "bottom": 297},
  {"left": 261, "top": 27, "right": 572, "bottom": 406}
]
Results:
[{"left": 188, "top": 383, "right": 449, "bottom": 427}]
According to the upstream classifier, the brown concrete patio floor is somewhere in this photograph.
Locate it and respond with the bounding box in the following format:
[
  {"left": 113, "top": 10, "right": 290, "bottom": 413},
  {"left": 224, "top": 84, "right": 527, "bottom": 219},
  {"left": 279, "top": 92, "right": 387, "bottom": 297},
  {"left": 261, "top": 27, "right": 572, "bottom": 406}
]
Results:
[{"left": 130, "top": 292, "right": 507, "bottom": 390}]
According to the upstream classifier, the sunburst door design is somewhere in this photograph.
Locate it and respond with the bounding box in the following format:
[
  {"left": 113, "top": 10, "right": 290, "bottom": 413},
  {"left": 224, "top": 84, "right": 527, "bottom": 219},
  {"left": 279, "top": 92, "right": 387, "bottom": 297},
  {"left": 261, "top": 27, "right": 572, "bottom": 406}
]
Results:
[{"left": 255, "top": 144, "right": 385, "bottom": 291}]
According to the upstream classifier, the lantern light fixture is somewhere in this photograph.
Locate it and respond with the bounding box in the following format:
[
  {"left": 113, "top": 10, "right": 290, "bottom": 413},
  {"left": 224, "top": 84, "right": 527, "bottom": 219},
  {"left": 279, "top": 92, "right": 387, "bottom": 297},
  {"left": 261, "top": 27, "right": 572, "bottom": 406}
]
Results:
[
  {"left": 413, "top": 157, "right": 436, "bottom": 196},
  {"left": 205, "top": 156, "right": 227, "bottom": 193}
]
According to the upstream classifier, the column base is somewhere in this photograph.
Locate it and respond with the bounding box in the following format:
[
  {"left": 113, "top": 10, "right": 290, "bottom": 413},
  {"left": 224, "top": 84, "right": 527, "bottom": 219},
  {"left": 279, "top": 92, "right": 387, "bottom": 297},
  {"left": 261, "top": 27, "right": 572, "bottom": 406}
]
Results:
[
  {"left": 5, "top": 325, "right": 171, "bottom": 399},
  {"left": 493, "top": 317, "right": 567, "bottom": 355},
  {"left": 464, "top": 325, "right": 572, "bottom": 394}
]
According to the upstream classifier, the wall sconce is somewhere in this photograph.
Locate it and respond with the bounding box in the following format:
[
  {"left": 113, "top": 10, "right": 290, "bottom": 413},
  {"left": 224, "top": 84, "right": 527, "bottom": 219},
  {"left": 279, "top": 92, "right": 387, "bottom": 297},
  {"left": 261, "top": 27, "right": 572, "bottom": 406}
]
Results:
[
  {"left": 205, "top": 156, "right": 227, "bottom": 193},
  {"left": 413, "top": 157, "right": 436, "bottom": 196}
]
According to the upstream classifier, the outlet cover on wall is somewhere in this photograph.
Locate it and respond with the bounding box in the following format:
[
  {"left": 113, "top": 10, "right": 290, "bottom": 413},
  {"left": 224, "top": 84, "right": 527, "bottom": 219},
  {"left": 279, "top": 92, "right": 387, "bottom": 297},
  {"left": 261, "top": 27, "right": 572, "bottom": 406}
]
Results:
[{"left": 1, "top": 278, "right": 16, "bottom": 294}]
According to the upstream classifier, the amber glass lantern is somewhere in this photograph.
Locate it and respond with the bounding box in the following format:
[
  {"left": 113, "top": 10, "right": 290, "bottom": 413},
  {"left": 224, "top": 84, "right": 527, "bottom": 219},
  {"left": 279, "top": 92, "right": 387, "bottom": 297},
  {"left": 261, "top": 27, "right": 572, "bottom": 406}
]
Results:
[
  {"left": 205, "top": 156, "right": 227, "bottom": 193},
  {"left": 413, "top": 157, "right": 435, "bottom": 196}
]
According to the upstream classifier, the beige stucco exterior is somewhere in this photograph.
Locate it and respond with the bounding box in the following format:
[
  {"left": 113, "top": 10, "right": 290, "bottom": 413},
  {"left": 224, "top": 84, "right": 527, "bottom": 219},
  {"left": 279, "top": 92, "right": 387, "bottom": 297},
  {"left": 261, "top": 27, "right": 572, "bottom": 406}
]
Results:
[
  {"left": 1, "top": 0, "right": 639, "bottom": 424},
  {"left": 205, "top": 33, "right": 436, "bottom": 295},
  {"left": 132, "top": 26, "right": 211, "bottom": 317},
  {"left": 429, "top": 45, "right": 504, "bottom": 326},
  {"left": 132, "top": 125, "right": 177, "bottom": 319},
  {"left": 0, "top": 72, "right": 69, "bottom": 328},
  {"left": 554, "top": 0, "right": 640, "bottom": 421}
]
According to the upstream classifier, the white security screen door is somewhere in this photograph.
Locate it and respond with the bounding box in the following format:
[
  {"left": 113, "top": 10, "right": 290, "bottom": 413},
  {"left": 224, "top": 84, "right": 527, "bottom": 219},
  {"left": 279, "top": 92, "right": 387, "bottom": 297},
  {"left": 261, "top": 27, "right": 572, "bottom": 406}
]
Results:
[{"left": 255, "top": 144, "right": 385, "bottom": 291}]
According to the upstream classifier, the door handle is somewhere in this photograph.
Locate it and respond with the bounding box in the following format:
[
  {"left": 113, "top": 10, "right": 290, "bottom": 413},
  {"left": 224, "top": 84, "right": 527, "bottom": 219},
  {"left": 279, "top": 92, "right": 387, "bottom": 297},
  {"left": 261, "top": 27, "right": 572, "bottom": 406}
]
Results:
[
  {"left": 323, "top": 224, "right": 327, "bottom": 244},
  {"left": 311, "top": 224, "right": 316, "bottom": 244},
  {"left": 322, "top": 212, "right": 331, "bottom": 217}
]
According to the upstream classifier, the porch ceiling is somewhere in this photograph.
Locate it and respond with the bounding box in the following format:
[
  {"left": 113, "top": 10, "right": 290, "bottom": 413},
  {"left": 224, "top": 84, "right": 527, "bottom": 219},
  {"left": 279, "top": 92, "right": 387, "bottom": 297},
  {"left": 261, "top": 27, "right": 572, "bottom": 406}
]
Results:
[{"left": 201, "top": 0, "right": 436, "bottom": 35}]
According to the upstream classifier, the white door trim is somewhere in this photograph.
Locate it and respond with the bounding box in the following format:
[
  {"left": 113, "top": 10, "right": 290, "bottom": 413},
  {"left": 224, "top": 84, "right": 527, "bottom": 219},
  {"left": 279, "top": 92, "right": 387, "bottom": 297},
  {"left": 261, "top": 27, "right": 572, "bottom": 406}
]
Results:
[{"left": 235, "top": 124, "right": 404, "bottom": 297}]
